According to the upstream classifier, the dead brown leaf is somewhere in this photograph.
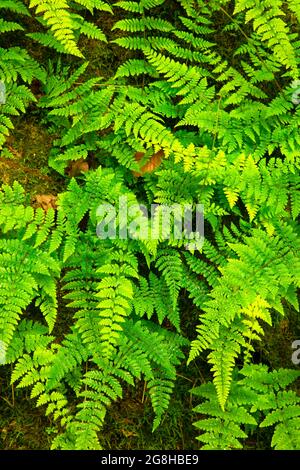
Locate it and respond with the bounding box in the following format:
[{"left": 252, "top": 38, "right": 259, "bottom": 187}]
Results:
[
  {"left": 132, "top": 149, "right": 164, "bottom": 177},
  {"left": 66, "top": 159, "right": 89, "bottom": 177},
  {"left": 33, "top": 194, "right": 57, "bottom": 211}
]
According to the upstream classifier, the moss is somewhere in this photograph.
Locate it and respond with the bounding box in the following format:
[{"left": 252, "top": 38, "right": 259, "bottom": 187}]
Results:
[
  {"left": 0, "top": 118, "right": 64, "bottom": 197},
  {"left": 0, "top": 368, "right": 51, "bottom": 450},
  {"left": 100, "top": 369, "right": 199, "bottom": 450},
  {"left": 259, "top": 304, "right": 300, "bottom": 370}
]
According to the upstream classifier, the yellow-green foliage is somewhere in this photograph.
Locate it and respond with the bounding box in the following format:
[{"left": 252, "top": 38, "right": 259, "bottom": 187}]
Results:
[{"left": 0, "top": 0, "right": 299, "bottom": 450}]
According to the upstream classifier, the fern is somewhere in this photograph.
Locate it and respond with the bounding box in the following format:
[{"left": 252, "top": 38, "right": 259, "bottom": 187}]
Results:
[
  {"left": 0, "top": 182, "right": 61, "bottom": 349},
  {"left": 1, "top": 0, "right": 300, "bottom": 451},
  {"left": 234, "top": 0, "right": 299, "bottom": 78},
  {"left": 0, "top": 2, "right": 46, "bottom": 147},
  {"left": 193, "top": 365, "right": 300, "bottom": 449},
  {"left": 28, "top": 0, "right": 111, "bottom": 57},
  {"left": 189, "top": 223, "right": 300, "bottom": 409}
]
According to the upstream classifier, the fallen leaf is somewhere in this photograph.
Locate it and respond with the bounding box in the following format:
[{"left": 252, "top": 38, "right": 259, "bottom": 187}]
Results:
[
  {"left": 67, "top": 159, "right": 89, "bottom": 177},
  {"left": 132, "top": 149, "right": 164, "bottom": 177},
  {"left": 34, "top": 194, "right": 57, "bottom": 211}
]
